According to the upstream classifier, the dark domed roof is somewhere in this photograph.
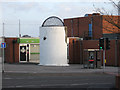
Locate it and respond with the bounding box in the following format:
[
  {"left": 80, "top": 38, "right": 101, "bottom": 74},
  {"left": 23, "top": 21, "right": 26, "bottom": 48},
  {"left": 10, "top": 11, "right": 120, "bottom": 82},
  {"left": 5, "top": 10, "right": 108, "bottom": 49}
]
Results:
[{"left": 42, "top": 16, "right": 64, "bottom": 27}]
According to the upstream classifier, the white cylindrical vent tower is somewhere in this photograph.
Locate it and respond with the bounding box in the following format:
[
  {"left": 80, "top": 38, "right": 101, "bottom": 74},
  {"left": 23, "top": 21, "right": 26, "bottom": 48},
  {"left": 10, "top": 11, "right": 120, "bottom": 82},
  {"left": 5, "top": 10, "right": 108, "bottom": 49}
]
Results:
[{"left": 39, "top": 16, "right": 68, "bottom": 66}]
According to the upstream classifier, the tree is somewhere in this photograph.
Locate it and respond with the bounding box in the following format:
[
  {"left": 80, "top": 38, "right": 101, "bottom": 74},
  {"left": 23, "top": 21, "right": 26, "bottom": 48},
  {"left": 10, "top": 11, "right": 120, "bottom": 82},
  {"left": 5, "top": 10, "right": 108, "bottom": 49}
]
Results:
[{"left": 93, "top": 0, "right": 120, "bottom": 33}]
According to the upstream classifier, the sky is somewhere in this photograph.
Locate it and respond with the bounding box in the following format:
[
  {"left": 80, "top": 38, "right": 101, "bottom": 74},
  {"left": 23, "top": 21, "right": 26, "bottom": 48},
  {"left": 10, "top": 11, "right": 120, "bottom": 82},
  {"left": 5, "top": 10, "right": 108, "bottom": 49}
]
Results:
[{"left": 0, "top": 0, "right": 119, "bottom": 37}]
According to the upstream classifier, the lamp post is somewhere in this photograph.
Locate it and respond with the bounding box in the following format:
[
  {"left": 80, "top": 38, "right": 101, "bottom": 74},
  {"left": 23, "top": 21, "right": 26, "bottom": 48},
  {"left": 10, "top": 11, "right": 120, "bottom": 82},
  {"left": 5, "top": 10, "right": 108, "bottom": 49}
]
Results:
[
  {"left": 3, "top": 23, "right": 4, "bottom": 37},
  {"left": 19, "top": 20, "right": 21, "bottom": 37},
  {"left": 2, "top": 23, "right": 5, "bottom": 73},
  {"left": 115, "top": 37, "right": 118, "bottom": 66}
]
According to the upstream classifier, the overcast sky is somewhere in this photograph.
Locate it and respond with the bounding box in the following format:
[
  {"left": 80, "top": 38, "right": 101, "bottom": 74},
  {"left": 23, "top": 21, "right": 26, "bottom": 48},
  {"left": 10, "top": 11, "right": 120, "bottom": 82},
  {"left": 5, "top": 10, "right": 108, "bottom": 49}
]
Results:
[{"left": 0, "top": 0, "right": 119, "bottom": 37}]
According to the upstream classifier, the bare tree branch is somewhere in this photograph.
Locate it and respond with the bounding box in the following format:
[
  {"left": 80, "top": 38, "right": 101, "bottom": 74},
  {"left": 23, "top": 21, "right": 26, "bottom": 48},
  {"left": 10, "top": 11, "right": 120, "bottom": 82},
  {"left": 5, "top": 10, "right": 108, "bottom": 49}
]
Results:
[{"left": 93, "top": 0, "right": 120, "bottom": 33}]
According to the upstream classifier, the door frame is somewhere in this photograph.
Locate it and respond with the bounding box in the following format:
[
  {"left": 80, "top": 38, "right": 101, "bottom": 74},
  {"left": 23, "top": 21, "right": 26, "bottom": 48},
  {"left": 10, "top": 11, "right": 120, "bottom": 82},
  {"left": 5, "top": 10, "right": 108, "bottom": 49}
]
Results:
[
  {"left": 27, "top": 44, "right": 30, "bottom": 62},
  {"left": 19, "top": 44, "right": 27, "bottom": 62}
]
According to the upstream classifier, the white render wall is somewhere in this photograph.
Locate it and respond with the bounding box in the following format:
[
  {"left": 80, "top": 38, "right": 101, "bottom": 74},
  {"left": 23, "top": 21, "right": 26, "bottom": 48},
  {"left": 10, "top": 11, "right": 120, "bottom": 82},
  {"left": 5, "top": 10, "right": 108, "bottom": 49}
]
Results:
[{"left": 39, "top": 27, "right": 68, "bottom": 66}]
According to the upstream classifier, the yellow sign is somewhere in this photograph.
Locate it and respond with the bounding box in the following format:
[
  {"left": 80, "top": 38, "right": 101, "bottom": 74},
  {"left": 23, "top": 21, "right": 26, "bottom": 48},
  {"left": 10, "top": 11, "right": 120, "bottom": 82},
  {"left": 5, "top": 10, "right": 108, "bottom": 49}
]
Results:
[{"left": 105, "top": 59, "right": 106, "bottom": 64}]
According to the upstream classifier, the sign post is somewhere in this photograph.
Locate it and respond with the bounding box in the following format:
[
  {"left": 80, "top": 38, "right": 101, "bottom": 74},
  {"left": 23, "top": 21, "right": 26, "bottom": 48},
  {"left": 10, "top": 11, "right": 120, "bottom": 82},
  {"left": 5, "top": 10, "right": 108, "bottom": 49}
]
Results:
[
  {"left": 103, "top": 49, "right": 105, "bottom": 72},
  {"left": 1, "top": 42, "right": 6, "bottom": 73}
]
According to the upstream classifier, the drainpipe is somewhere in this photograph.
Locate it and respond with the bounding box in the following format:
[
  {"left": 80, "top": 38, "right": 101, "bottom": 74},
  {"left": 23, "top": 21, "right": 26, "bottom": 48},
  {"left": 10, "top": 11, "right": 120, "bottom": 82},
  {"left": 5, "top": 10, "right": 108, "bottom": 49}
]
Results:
[
  {"left": 78, "top": 19, "right": 79, "bottom": 37},
  {"left": 72, "top": 39, "right": 74, "bottom": 64},
  {"left": 71, "top": 19, "right": 74, "bottom": 37},
  {"left": 80, "top": 40, "right": 83, "bottom": 64},
  {"left": 115, "top": 37, "right": 118, "bottom": 66}
]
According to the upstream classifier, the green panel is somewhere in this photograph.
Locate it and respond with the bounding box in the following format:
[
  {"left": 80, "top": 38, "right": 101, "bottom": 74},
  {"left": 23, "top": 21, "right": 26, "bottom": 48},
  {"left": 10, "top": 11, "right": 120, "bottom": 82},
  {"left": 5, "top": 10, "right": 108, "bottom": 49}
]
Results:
[
  {"left": 17, "top": 38, "right": 20, "bottom": 43},
  {"left": 30, "top": 52, "right": 40, "bottom": 54},
  {"left": 19, "top": 38, "right": 40, "bottom": 43}
]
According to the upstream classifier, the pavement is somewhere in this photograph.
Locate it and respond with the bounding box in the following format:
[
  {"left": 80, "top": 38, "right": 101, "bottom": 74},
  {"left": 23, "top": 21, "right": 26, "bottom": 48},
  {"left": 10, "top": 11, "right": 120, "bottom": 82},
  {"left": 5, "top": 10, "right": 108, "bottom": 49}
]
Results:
[{"left": 2, "top": 63, "right": 120, "bottom": 89}]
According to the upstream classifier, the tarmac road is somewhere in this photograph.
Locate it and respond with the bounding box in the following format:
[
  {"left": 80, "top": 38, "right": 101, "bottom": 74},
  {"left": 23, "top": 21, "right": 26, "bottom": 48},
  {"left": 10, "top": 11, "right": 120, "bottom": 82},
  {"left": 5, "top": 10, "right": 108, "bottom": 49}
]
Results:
[
  {"left": 2, "top": 72, "right": 115, "bottom": 89},
  {"left": 2, "top": 63, "right": 118, "bottom": 89}
]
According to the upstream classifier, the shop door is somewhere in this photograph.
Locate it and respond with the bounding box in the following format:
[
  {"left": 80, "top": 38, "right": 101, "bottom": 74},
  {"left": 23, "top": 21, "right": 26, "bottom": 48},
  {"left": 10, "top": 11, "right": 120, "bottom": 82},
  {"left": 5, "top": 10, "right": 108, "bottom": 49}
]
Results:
[{"left": 20, "top": 46, "right": 27, "bottom": 62}]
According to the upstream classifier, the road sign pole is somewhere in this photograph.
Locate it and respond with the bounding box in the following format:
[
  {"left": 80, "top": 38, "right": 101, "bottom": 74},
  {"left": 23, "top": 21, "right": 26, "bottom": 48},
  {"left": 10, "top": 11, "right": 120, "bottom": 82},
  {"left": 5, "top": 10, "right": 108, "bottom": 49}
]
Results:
[
  {"left": 103, "top": 49, "right": 105, "bottom": 72},
  {"left": 2, "top": 47, "right": 4, "bottom": 73},
  {"left": 2, "top": 22, "right": 5, "bottom": 73},
  {"left": 103, "top": 38, "right": 105, "bottom": 73}
]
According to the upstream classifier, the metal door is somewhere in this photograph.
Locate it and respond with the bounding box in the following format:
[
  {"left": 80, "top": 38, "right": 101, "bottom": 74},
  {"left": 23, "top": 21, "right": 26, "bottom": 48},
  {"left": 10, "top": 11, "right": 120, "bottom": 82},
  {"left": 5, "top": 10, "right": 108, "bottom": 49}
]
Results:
[{"left": 20, "top": 45, "right": 27, "bottom": 62}]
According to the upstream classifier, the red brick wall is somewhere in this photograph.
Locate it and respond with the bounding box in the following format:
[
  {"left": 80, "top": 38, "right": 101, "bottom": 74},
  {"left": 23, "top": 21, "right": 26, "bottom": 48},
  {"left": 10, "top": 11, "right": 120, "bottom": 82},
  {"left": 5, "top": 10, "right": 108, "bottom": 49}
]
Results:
[
  {"left": 69, "top": 38, "right": 81, "bottom": 64},
  {"left": 78, "top": 17, "right": 91, "bottom": 38},
  {"left": 118, "top": 16, "right": 120, "bottom": 33},
  {"left": 82, "top": 40, "right": 99, "bottom": 49},
  {"left": 73, "top": 18, "right": 79, "bottom": 37},
  {"left": 69, "top": 38, "right": 120, "bottom": 66},
  {"left": 64, "top": 17, "right": 91, "bottom": 37},
  {"left": 69, "top": 38, "right": 100, "bottom": 64},
  {"left": 105, "top": 40, "right": 115, "bottom": 66},
  {"left": 69, "top": 38, "right": 74, "bottom": 63},
  {"left": 92, "top": 16, "right": 103, "bottom": 39},
  {"left": 64, "top": 15, "right": 120, "bottom": 39},
  {"left": 64, "top": 16, "right": 102, "bottom": 39},
  {"left": 118, "top": 40, "right": 120, "bottom": 67},
  {"left": 102, "top": 16, "right": 120, "bottom": 34},
  {"left": 64, "top": 19, "right": 73, "bottom": 37},
  {"left": 105, "top": 40, "right": 120, "bottom": 66},
  {"left": 5, "top": 38, "right": 19, "bottom": 63}
]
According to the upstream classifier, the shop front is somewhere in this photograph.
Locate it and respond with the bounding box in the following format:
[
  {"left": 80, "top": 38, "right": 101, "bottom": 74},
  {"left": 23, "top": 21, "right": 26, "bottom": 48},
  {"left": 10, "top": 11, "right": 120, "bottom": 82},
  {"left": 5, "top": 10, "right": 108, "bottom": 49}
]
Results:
[
  {"left": 5, "top": 37, "right": 40, "bottom": 63},
  {"left": 18, "top": 38, "right": 40, "bottom": 63}
]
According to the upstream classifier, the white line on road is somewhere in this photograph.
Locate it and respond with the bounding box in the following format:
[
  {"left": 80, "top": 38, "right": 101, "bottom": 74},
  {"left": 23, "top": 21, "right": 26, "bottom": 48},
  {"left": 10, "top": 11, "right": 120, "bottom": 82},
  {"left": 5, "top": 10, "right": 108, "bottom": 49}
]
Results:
[{"left": 3, "top": 83, "right": 113, "bottom": 88}]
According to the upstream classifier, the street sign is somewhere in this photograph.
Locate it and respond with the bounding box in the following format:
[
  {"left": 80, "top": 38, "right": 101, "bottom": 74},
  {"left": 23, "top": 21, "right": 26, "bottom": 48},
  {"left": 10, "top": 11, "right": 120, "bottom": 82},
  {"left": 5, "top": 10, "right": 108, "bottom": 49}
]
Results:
[
  {"left": 1, "top": 42, "right": 6, "bottom": 48},
  {"left": 105, "top": 59, "right": 106, "bottom": 64}
]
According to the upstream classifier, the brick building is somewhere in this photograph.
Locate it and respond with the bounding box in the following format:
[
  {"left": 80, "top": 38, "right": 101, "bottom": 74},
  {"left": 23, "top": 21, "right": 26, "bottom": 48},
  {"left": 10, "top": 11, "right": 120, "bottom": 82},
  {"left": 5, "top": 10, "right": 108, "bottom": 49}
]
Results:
[
  {"left": 64, "top": 13, "right": 120, "bottom": 66},
  {"left": 4, "top": 37, "right": 40, "bottom": 63},
  {"left": 68, "top": 38, "right": 120, "bottom": 66},
  {"left": 64, "top": 13, "right": 120, "bottom": 40}
]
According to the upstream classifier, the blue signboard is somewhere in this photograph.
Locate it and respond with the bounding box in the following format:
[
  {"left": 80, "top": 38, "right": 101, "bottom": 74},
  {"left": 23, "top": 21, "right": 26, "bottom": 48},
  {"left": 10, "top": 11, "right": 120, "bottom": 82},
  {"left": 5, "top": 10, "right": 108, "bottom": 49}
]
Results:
[
  {"left": 89, "top": 24, "right": 92, "bottom": 37},
  {"left": 1, "top": 42, "right": 6, "bottom": 48}
]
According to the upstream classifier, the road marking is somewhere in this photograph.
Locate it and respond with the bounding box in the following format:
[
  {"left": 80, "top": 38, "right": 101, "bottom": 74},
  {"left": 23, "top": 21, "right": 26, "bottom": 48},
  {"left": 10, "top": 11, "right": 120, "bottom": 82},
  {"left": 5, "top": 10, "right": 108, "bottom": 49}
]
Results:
[
  {"left": 4, "top": 78, "right": 12, "bottom": 79},
  {"left": 3, "top": 83, "right": 113, "bottom": 88},
  {"left": 4, "top": 83, "right": 89, "bottom": 88}
]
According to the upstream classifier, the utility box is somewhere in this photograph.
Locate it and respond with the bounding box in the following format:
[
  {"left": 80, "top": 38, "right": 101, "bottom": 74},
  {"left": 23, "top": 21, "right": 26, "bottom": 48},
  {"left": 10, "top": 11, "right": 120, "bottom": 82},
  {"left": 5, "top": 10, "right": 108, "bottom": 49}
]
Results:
[{"left": 83, "top": 49, "right": 102, "bottom": 69}]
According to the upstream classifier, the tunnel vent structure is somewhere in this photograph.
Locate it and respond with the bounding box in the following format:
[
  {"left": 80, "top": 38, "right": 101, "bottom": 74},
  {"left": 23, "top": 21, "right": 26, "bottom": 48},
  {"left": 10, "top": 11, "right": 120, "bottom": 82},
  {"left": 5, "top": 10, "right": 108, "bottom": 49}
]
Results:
[{"left": 39, "top": 16, "right": 69, "bottom": 66}]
